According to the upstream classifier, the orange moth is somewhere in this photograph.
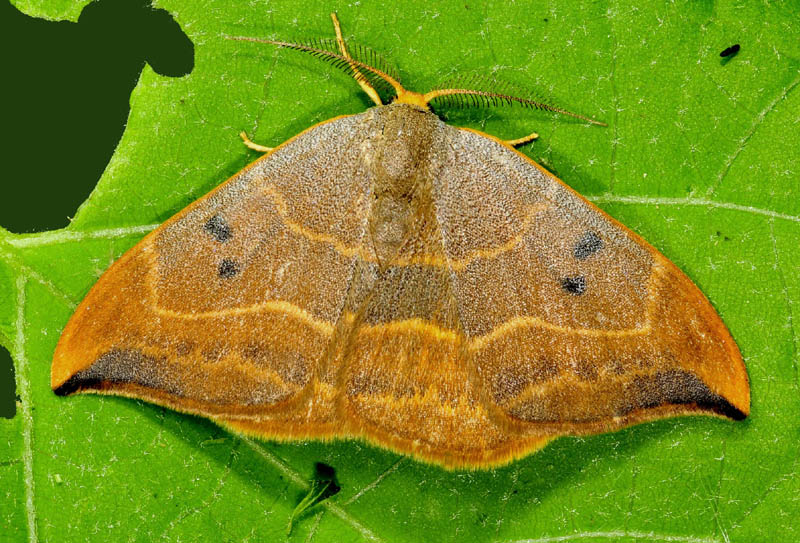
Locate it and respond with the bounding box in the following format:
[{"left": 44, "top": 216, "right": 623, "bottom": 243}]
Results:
[{"left": 51, "top": 14, "right": 749, "bottom": 469}]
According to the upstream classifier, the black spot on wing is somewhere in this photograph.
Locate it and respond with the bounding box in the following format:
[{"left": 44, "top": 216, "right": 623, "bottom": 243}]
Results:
[
  {"left": 561, "top": 276, "right": 586, "bottom": 295},
  {"left": 574, "top": 231, "right": 604, "bottom": 260},
  {"left": 218, "top": 259, "right": 240, "bottom": 279},
  {"left": 204, "top": 214, "right": 232, "bottom": 243}
]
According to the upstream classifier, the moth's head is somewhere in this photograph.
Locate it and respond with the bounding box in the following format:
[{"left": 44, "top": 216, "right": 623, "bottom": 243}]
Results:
[{"left": 393, "top": 89, "right": 430, "bottom": 110}]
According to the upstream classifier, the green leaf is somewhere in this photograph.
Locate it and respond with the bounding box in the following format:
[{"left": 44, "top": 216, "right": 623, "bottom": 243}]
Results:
[{"left": 2, "top": 2, "right": 799, "bottom": 542}]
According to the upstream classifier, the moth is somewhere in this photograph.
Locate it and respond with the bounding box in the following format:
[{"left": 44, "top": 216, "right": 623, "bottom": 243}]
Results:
[{"left": 52, "top": 14, "right": 749, "bottom": 469}]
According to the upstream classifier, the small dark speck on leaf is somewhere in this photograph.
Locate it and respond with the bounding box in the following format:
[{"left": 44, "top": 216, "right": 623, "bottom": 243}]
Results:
[{"left": 720, "top": 44, "right": 740, "bottom": 58}]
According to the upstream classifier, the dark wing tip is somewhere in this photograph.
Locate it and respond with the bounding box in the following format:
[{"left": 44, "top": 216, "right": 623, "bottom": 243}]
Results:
[
  {"left": 53, "top": 348, "right": 170, "bottom": 397},
  {"left": 632, "top": 369, "right": 748, "bottom": 421},
  {"left": 53, "top": 373, "right": 101, "bottom": 396},
  {"left": 705, "top": 396, "right": 748, "bottom": 421}
]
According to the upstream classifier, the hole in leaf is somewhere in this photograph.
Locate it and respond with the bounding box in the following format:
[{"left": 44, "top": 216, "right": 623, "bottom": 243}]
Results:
[
  {"left": 1, "top": 0, "right": 194, "bottom": 233},
  {"left": 313, "top": 462, "right": 341, "bottom": 499},
  {"left": 0, "top": 344, "right": 17, "bottom": 419}
]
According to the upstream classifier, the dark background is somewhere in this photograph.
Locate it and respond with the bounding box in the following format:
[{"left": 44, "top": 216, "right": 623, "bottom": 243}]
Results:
[{"left": 0, "top": 0, "right": 194, "bottom": 418}]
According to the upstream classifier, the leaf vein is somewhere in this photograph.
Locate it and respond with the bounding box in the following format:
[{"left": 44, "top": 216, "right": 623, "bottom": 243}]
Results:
[
  {"left": 608, "top": 8, "right": 619, "bottom": 193},
  {"left": 157, "top": 443, "right": 238, "bottom": 538},
  {"left": 710, "top": 440, "right": 730, "bottom": 543},
  {"left": 344, "top": 458, "right": 406, "bottom": 505},
  {"left": 728, "top": 456, "right": 800, "bottom": 529},
  {"left": 588, "top": 194, "right": 800, "bottom": 224},
  {"left": 5, "top": 224, "right": 159, "bottom": 249},
  {"left": 769, "top": 219, "right": 799, "bottom": 389},
  {"left": 0, "top": 247, "right": 77, "bottom": 307},
  {"left": 497, "top": 531, "right": 721, "bottom": 543},
  {"left": 706, "top": 71, "right": 800, "bottom": 197},
  {"left": 14, "top": 275, "right": 38, "bottom": 543}
]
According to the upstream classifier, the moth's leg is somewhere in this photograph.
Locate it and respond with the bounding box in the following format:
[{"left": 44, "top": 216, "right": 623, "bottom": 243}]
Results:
[
  {"left": 330, "top": 13, "right": 383, "bottom": 106},
  {"left": 504, "top": 131, "right": 539, "bottom": 147},
  {"left": 239, "top": 131, "right": 273, "bottom": 153}
]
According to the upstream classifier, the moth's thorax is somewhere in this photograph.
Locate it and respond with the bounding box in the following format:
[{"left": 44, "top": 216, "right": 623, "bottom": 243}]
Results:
[
  {"left": 365, "top": 103, "right": 445, "bottom": 264},
  {"left": 369, "top": 103, "right": 441, "bottom": 192}
]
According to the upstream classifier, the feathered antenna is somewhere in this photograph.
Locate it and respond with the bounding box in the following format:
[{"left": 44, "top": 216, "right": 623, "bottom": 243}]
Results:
[
  {"left": 425, "top": 74, "right": 606, "bottom": 126},
  {"left": 226, "top": 33, "right": 406, "bottom": 105},
  {"left": 288, "top": 38, "right": 401, "bottom": 98}
]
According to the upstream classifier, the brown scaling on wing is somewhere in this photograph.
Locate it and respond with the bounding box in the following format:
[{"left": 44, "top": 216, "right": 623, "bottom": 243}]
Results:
[
  {"left": 51, "top": 114, "right": 376, "bottom": 423},
  {"left": 436, "top": 126, "right": 749, "bottom": 440}
]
